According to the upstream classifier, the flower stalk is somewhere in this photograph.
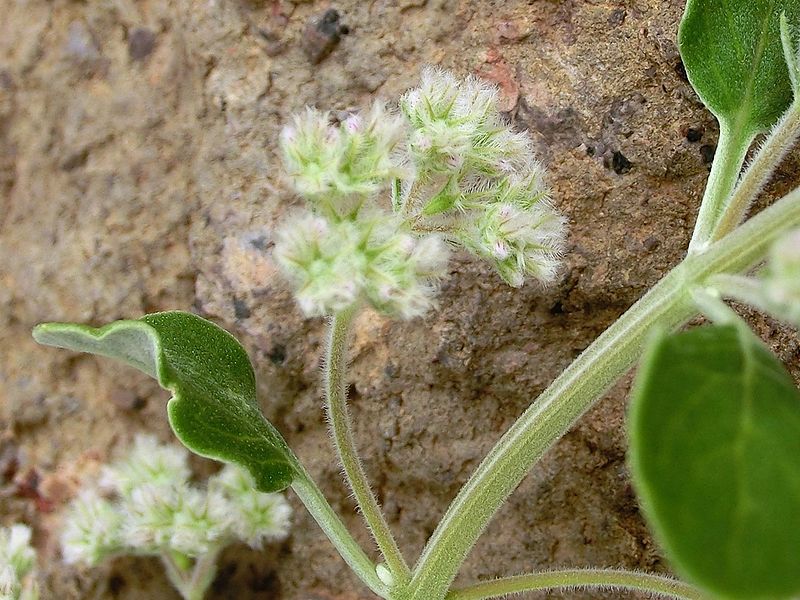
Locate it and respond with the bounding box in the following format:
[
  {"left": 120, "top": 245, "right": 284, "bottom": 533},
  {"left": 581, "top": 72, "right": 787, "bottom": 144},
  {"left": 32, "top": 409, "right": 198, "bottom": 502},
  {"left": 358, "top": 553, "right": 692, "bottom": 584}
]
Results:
[{"left": 325, "top": 305, "right": 411, "bottom": 584}]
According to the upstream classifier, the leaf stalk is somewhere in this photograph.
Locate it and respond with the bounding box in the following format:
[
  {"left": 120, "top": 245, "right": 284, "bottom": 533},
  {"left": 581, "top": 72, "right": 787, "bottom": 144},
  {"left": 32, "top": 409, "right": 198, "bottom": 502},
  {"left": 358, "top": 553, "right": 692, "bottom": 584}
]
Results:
[{"left": 445, "top": 568, "right": 707, "bottom": 600}]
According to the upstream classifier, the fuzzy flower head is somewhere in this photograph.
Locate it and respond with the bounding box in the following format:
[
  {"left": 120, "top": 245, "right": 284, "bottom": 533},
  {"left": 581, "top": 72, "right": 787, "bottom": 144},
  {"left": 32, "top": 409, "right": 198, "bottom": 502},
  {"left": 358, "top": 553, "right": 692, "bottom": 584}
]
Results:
[
  {"left": 168, "top": 488, "right": 229, "bottom": 557},
  {"left": 0, "top": 525, "right": 37, "bottom": 600},
  {"left": 209, "top": 465, "right": 292, "bottom": 549},
  {"left": 462, "top": 199, "right": 566, "bottom": 287},
  {"left": 99, "top": 434, "right": 190, "bottom": 496},
  {"left": 400, "top": 67, "right": 532, "bottom": 179},
  {"left": 281, "top": 102, "right": 406, "bottom": 218},
  {"left": 274, "top": 212, "right": 449, "bottom": 318},
  {"left": 61, "top": 491, "right": 124, "bottom": 565}
]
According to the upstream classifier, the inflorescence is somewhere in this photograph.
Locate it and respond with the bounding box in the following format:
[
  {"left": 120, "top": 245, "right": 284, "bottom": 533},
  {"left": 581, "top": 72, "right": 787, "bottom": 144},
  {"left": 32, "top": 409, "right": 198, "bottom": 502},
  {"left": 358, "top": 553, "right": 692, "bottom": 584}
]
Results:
[
  {"left": 275, "top": 67, "right": 567, "bottom": 318},
  {"left": 61, "top": 434, "right": 292, "bottom": 567},
  {"left": 0, "top": 525, "right": 37, "bottom": 600}
]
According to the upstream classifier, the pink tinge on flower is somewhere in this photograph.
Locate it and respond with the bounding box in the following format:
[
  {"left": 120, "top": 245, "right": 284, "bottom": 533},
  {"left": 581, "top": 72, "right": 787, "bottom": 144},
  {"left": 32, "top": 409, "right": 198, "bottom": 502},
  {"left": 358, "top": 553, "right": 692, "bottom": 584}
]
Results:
[
  {"left": 397, "top": 235, "right": 415, "bottom": 256},
  {"left": 377, "top": 283, "right": 398, "bottom": 303},
  {"left": 497, "top": 204, "right": 514, "bottom": 220},
  {"left": 310, "top": 216, "right": 330, "bottom": 238},
  {"left": 343, "top": 114, "right": 362, "bottom": 134},
  {"left": 325, "top": 125, "right": 340, "bottom": 144},
  {"left": 445, "top": 153, "right": 464, "bottom": 170},
  {"left": 412, "top": 132, "right": 433, "bottom": 153},
  {"left": 493, "top": 240, "right": 510, "bottom": 260},
  {"left": 280, "top": 125, "right": 297, "bottom": 146}
]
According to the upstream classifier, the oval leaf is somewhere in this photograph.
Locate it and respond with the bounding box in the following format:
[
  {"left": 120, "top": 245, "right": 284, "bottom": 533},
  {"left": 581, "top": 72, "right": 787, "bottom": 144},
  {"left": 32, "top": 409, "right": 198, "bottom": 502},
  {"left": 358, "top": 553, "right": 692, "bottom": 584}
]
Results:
[
  {"left": 679, "top": 0, "right": 800, "bottom": 136},
  {"left": 629, "top": 324, "right": 800, "bottom": 599},
  {"left": 33, "top": 311, "right": 297, "bottom": 493}
]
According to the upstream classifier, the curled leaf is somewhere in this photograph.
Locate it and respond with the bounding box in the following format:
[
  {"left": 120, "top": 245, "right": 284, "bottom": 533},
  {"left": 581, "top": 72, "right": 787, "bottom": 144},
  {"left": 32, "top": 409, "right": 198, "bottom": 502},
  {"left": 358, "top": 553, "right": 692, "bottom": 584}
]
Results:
[{"left": 33, "top": 311, "right": 297, "bottom": 493}]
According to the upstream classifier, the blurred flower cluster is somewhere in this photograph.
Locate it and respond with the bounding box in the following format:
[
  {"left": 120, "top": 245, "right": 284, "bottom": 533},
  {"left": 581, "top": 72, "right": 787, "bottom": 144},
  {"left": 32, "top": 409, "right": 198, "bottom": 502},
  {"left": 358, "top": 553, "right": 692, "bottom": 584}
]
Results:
[
  {"left": 764, "top": 228, "right": 800, "bottom": 324},
  {"left": 0, "top": 525, "right": 37, "bottom": 600},
  {"left": 61, "top": 435, "right": 292, "bottom": 566},
  {"left": 276, "top": 67, "right": 567, "bottom": 318}
]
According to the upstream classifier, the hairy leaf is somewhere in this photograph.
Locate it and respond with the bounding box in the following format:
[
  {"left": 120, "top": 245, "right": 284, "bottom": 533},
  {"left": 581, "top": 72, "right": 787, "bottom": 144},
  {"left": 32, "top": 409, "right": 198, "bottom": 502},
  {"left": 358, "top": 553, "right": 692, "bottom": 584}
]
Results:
[
  {"left": 679, "top": 0, "right": 800, "bottom": 137},
  {"left": 629, "top": 325, "right": 800, "bottom": 599},
  {"left": 33, "top": 311, "right": 297, "bottom": 492}
]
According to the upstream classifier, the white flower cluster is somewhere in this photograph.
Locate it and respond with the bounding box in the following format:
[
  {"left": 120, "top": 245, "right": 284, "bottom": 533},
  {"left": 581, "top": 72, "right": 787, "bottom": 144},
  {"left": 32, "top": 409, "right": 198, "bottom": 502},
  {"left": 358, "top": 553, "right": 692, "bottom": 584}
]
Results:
[
  {"left": 281, "top": 103, "right": 407, "bottom": 219},
  {"left": 276, "top": 67, "right": 567, "bottom": 318},
  {"left": 0, "top": 525, "right": 37, "bottom": 600},
  {"left": 276, "top": 212, "right": 447, "bottom": 318},
  {"left": 61, "top": 435, "right": 292, "bottom": 566}
]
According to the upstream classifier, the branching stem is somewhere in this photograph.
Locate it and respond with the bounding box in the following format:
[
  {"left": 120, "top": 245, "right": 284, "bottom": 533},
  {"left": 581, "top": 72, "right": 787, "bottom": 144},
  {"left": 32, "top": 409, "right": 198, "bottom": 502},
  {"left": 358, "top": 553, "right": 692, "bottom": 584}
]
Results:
[
  {"left": 160, "top": 551, "right": 219, "bottom": 600},
  {"left": 711, "top": 101, "right": 800, "bottom": 242},
  {"left": 403, "top": 186, "right": 800, "bottom": 600}
]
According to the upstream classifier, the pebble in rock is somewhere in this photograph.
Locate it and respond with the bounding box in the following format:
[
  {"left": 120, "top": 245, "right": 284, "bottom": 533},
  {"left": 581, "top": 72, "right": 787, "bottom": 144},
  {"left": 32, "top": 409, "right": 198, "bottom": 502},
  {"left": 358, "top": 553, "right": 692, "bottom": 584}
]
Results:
[{"left": 302, "top": 9, "right": 349, "bottom": 64}]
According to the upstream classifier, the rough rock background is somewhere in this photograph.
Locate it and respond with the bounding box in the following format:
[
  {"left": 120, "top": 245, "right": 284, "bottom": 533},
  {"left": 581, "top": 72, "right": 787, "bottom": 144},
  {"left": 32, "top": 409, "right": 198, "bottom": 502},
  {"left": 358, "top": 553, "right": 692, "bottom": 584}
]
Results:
[{"left": 1, "top": 0, "right": 798, "bottom": 598}]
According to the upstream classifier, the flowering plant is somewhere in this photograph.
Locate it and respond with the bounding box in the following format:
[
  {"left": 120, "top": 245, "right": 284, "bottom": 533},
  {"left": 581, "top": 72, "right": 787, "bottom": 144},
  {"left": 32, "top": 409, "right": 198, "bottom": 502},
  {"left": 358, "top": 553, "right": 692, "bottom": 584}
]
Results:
[{"left": 29, "top": 2, "right": 800, "bottom": 599}]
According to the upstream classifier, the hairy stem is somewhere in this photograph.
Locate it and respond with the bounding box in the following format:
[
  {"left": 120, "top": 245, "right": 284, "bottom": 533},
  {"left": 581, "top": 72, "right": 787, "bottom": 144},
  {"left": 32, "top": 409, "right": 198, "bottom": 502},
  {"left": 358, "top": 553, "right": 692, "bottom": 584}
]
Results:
[
  {"left": 161, "top": 550, "right": 219, "bottom": 600},
  {"left": 326, "top": 305, "right": 410, "bottom": 583},
  {"left": 185, "top": 550, "right": 220, "bottom": 600},
  {"left": 708, "top": 273, "right": 769, "bottom": 308},
  {"left": 404, "top": 186, "right": 800, "bottom": 600},
  {"left": 445, "top": 569, "right": 706, "bottom": 600},
  {"left": 711, "top": 101, "right": 800, "bottom": 243},
  {"left": 161, "top": 553, "right": 192, "bottom": 599},
  {"left": 688, "top": 123, "right": 753, "bottom": 254},
  {"left": 291, "top": 468, "right": 388, "bottom": 597},
  {"left": 689, "top": 287, "right": 744, "bottom": 326}
]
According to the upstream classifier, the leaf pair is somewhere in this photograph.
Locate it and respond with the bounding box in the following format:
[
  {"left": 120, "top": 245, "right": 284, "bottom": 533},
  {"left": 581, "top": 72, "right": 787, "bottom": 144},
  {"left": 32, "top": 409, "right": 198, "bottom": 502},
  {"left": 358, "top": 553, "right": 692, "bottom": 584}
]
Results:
[{"left": 33, "top": 312, "right": 297, "bottom": 493}]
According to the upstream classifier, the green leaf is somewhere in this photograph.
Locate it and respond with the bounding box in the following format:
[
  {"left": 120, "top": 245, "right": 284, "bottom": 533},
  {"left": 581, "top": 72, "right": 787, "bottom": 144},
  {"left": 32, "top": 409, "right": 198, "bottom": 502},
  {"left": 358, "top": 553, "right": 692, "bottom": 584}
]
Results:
[
  {"left": 33, "top": 311, "right": 297, "bottom": 493},
  {"left": 679, "top": 0, "right": 800, "bottom": 137},
  {"left": 629, "top": 325, "right": 800, "bottom": 599}
]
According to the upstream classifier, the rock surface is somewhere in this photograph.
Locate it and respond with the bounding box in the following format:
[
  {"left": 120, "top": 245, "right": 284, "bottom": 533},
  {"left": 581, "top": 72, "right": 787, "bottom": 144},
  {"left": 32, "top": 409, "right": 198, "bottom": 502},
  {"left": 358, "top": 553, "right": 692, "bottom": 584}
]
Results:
[{"left": 1, "top": 0, "right": 798, "bottom": 599}]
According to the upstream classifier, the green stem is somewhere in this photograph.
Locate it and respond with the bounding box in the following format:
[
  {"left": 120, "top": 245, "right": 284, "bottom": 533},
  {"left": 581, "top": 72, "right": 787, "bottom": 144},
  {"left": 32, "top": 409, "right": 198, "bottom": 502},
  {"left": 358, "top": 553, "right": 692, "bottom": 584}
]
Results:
[
  {"left": 708, "top": 273, "right": 768, "bottom": 308},
  {"left": 688, "top": 123, "right": 753, "bottom": 254},
  {"left": 161, "top": 551, "right": 219, "bottom": 600},
  {"left": 184, "top": 550, "right": 220, "bottom": 600},
  {"left": 326, "top": 305, "right": 411, "bottom": 583},
  {"left": 405, "top": 186, "right": 800, "bottom": 600},
  {"left": 689, "top": 287, "right": 743, "bottom": 326},
  {"left": 161, "top": 553, "right": 191, "bottom": 599},
  {"left": 291, "top": 468, "right": 388, "bottom": 597},
  {"left": 445, "top": 569, "right": 706, "bottom": 600},
  {"left": 711, "top": 101, "right": 800, "bottom": 243}
]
